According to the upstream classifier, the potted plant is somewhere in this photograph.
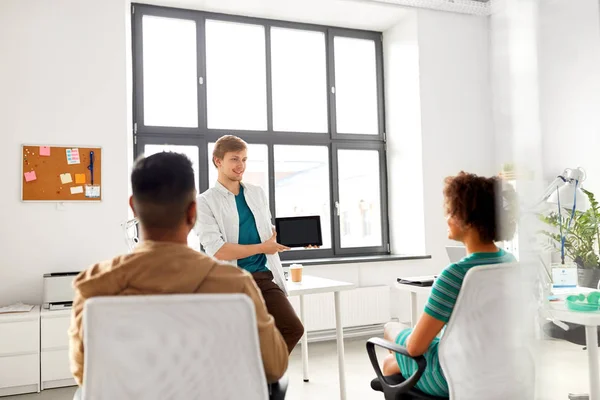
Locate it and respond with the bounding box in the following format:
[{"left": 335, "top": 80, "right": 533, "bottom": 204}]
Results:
[
  {"left": 539, "top": 189, "right": 600, "bottom": 288},
  {"left": 499, "top": 163, "right": 516, "bottom": 181}
]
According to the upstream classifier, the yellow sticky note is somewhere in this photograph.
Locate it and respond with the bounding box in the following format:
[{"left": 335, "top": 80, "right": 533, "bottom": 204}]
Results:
[
  {"left": 75, "top": 174, "right": 86, "bottom": 184},
  {"left": 60, "top": 173, "right": 72, "bottom": 184}
]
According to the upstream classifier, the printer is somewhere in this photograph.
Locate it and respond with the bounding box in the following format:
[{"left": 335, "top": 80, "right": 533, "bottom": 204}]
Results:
[{"left": 43, "top": 272, "right": 79, "bottom": 310}]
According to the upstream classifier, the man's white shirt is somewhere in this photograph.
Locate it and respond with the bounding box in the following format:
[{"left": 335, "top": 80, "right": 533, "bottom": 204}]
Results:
[{"left": 195, "top": 181, "right": 288, "bottom": 295}]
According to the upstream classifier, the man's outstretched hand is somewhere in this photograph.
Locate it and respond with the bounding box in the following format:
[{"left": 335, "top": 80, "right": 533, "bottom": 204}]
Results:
[{"left": 260, "top": 229, "right": 291, "bottom": 255}]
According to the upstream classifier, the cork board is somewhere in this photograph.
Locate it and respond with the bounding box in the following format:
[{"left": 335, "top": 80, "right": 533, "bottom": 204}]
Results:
[{"left": 21, "top": 145, "right": 102, "bottom": 201}]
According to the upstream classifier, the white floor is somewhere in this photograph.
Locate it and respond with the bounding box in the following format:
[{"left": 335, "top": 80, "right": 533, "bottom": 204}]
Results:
[
  {"left": 4, "top": 337, "right": 594, "bottom": 400},
  {"left": 536, "top": 338, "right": 592, "bottom": 400}
]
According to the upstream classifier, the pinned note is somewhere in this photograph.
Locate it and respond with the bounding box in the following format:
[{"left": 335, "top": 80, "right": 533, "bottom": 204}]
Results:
[
  {"left": 60, "top": 173, "right": 72, "bottom": 184},
  {"left": 70, "top": 186, "right": 84, "bottom": 195},
  {"left": 24, "top": 171, "right": 37, "bottom": 182},
  {"left": 85, "top": 185, "right": 101, "bottom": 198},
  {"left": 40, "top": 146, "right": 51, "bottom": 156},
  {"left": 66, "top": 148, "right": 80, "bottom": 165},
  {"left": 75, "top": 174, "right": 86, "bottom": 184}
]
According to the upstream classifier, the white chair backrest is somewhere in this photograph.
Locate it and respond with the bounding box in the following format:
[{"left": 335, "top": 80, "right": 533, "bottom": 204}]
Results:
[
  {"left": 438, "top": 263, "right": 535, "bottom": 400},
  {"left": 82, "top": 294, "right": 269, "bottom": 400}
]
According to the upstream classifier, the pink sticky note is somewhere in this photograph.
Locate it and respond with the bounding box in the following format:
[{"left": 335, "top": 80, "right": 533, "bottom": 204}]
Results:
[
  {"left": 40, "top": 146, "right": 51, "bottom": 156},
  {"left": 24, "top": 171, "right": 37, "bottom": 182}
]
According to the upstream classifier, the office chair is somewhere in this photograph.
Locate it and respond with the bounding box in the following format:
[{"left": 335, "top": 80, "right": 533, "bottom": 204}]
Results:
[
  {"left": 368, "top": 263, "right": 535, "bottom": 400},
  {"left": 75, "top": 294, "right": 288, "bottom": 400}
]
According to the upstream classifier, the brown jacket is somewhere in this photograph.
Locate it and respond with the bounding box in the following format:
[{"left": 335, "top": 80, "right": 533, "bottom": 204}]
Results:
[{"left": 68, "top": 241, "right": 288, "bottom": 386}]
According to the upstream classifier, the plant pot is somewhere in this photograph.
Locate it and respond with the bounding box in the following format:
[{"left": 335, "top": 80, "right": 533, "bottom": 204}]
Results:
[{"left": 577, "top": 266, "right": 600, "bottom": 289}]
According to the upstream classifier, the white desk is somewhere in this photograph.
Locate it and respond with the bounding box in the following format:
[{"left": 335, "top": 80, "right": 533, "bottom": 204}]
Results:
[
  {"left": 286, "top": 275, "right": 355, "bottom": 400},
  {"left": 394, "top": 282, "right": 432, "bottom": 327},
  {"left": 547, "top": 288, "right": 600, "bottom": 400}
]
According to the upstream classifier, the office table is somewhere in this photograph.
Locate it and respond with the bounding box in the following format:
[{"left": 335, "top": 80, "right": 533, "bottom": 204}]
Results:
[
  {"left": 547, "top": 288, "right": 600, "bottom": 400},
  {"left": 286, "top": 275, "right": 355, "bottom": 400},
  {"left": 394, "top": 282, "right": 432, "bottom": 327}
]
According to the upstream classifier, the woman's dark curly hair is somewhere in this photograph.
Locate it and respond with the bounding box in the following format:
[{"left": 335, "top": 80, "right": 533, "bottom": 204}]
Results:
[{"left": 443, "top": 171, "right": 517, "bottom": 243}]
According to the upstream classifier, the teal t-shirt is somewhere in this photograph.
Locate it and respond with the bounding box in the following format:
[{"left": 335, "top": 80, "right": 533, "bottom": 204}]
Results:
[
  {"left": 235, "top": 186, "right": 269, "bottom": 273},
  {"left": 425, "top": 248, "right": 516, "bottom": 323}
]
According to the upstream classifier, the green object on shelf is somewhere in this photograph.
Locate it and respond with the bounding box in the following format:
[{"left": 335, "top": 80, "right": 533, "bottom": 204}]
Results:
[
  {"left": 566, "top": 292, "right": 600, "bottom": 312},
  {"left": 588, "top": 292, "right": 600, "bottom": 305}
]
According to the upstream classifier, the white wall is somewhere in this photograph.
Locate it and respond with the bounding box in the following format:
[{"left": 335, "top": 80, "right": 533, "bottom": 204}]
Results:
[
  {"left": 143, "top": 0, "right": 409, "bottom": 32},
  {"left": 380, "top": 9, "right": 495, "bottom": 319},
  {"left": 489, "top": 0, "right": 514, "bottom": 169},
  {"left": 537, "top": 0, "right": 600, "bottom": 194},
  {"left": 384, "top": 12, "right": 426, "bottom": 257},
  {"left": 384, "top": 9, "right": 495, "bottom": 264},
  {"left": 416, "top": 9, "right": 496, "bottom": 261},
  {"left": 489, "top": 0, "right": 546, "bottom": 275},
  {"left": 0, "top": 0, "right": 131, "bottom": 305}
]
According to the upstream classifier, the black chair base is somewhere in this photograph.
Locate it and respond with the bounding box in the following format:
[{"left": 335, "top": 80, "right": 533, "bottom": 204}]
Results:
[
  {"left": 371, "top": 375, "right": 449, "bottom": 400},
  {"left": 269, "top": 374, "right": 289, "bottom": 400}
]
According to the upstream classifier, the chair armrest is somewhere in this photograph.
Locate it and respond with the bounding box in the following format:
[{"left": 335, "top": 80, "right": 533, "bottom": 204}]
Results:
[{"left": 366, "top": 337, "right": 427, "bottom": 395}]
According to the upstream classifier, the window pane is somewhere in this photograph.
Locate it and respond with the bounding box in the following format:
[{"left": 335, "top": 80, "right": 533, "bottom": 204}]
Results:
[
  {"left": 143, "top": 144, "right": 200, "bottom": 250},
  {"left": 338, "top": 149, "right": 382, "bottom": 248},
  {"left": 208, "top": 143, "right": 269, "bottom": 198},
  {"left": 142, "top": 16, "right": 198, "bottom": 128},
  {"left": 271, "top": 28, "right": 327, "bottom": 133},
  {"left": 275, "top": 146, "right": 331, "bottom": 248},
  {"left": 206, "top": 20, "right": 267, "bottom": 130},
  {"left": 333, "top": 37, "right": 378, "bottom": 135}
]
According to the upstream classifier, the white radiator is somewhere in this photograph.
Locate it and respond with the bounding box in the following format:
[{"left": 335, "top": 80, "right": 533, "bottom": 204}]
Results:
[{"left": 288, "top": 285, "right": 391, "bottom": 332}]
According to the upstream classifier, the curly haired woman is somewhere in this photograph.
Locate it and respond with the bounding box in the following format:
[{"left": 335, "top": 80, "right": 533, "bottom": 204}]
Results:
[{"left": 381, "top": 171, "right": 517, "bottom": 397}]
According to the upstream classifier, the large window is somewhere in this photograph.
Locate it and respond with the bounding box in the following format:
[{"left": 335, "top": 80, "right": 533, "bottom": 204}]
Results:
[{"left": 132, "top": 4, "right": 388, "bottom": 260}]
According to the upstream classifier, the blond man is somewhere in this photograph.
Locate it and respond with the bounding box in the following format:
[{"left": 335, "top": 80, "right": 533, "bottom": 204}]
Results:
[{"left": 196, "top": 135, "right": 304, "bottom": 353}]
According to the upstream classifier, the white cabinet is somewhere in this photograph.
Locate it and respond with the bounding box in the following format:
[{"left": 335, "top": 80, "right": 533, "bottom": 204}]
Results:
[
  {"left": 0, "top": 306, "right": 40, "bottom": 397},
  {"left": 41, "top": 349, "right": 72, "bottom": 383},
  {"left": 40, "top": 309, "right": 76, "bottom": 389},
  {"left": 0, "top": 355, "right": 39, "bottom": 389}
]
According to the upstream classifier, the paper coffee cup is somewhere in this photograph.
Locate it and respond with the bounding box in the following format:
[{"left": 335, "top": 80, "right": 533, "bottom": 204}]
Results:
[{"left": 290, "top": 264, "right": 303, "bottom": 283}]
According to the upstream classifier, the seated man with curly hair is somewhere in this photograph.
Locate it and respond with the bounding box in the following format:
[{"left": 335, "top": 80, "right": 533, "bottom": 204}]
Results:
[{"left": 381, "top": 171, "right": 517, "bottom": 398}]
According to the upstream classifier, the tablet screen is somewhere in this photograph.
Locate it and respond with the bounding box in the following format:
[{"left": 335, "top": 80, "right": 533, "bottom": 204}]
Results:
[{"left": 275, "top": 216, "right": 323, "bottom": 248}]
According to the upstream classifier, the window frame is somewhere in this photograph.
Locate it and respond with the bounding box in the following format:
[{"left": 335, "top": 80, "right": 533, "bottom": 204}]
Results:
[
  {"left": 332, "top": 142, "right": 389, "bottom": 256},
  {"left": 135, "top": 135, "right": 209, "bottom": 191},
  {"left": 328, "top": 28, "right": 386, "bottom": 141},
  {"left": 132, "top": 3, "right": 389, "bottom": 260}
]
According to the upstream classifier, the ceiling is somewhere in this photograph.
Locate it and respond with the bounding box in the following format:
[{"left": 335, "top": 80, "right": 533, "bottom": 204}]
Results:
[{"left": 139, "top": 0, "right": 412, "bottom": 31}]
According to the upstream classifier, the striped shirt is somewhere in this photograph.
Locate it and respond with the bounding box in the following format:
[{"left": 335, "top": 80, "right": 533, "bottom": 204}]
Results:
[
  {"left": 425, "top": 249, "right": 516, "bottom": 323},
  {"left": 395, "top": 248, "right": 516, "bottom": 397}
]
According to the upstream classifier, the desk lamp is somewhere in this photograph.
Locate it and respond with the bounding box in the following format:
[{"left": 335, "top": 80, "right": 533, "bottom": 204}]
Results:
[{"left": 539, "top": 167, "right": 589, "bottom": 212}]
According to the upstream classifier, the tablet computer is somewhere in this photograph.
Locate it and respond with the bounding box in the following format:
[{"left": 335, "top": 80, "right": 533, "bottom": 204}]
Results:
[{"left": 275, "top": 216, "right": 323, "bottom": 248}]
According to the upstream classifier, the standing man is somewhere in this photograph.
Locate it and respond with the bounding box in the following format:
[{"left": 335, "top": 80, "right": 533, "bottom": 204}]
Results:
[{"left": 196, "top": 135, "right": 304, "bottom": 353}]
